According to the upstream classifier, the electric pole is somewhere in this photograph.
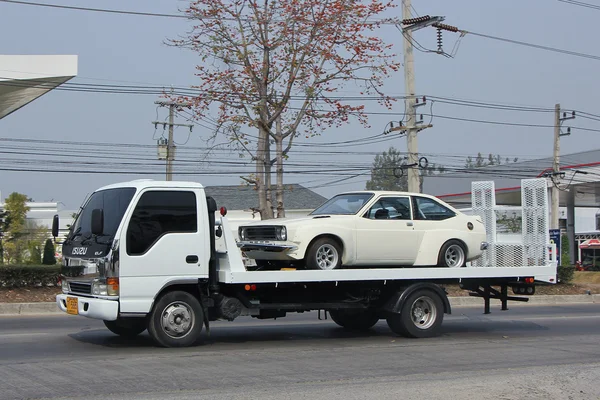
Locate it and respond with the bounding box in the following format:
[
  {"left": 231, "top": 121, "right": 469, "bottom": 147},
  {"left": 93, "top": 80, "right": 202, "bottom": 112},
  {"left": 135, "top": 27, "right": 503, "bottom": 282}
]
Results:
[
  {"left": 396, "top": 7, "right": 458, "bottom": 192},
  {"left": 152, "top": 100, "right": 193, "bottom": 181},
  {"left": 550, "top": 104, "right": 575, "bottom": 230}
]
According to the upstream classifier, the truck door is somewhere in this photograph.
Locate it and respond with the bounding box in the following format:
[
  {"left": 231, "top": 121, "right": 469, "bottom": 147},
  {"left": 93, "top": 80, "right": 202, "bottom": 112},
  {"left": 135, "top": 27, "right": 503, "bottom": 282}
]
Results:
[{"left": 118, "top": 188, "right": 208, "bottom": 313}]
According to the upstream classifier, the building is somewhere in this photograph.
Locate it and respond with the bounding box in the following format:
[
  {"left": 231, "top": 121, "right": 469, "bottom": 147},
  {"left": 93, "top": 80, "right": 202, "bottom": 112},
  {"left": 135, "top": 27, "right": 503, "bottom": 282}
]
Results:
[{"left": 423, "top": 149, "right": 600, "bottom": 265}]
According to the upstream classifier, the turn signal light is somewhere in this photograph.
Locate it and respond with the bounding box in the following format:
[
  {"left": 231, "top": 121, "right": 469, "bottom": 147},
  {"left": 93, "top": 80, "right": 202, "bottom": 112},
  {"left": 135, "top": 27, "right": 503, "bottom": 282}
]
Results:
[
  {"left": 244, "top": 284, "right": 257, "bottom": 291},
  {"left": 107, "top": 277, "right": 119, "bottom": 296},
  {"left": 220, "top": 207, "right": 227, "bottom": 216},
  {"left": 525, "top": 277, "right": 534, "bottom": 284}
]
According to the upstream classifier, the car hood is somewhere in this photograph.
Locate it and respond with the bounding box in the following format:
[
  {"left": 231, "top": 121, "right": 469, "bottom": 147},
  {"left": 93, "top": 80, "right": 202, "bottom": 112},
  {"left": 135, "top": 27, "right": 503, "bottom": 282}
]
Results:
[{"left": 240, "top": 215, "right": 353, "bottom": 227}]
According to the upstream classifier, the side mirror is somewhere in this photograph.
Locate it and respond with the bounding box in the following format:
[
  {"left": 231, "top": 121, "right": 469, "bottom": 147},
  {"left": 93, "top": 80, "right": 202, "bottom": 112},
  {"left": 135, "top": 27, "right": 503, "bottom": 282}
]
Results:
[
  {"left": 52, "top": 214, "right": 59, "bottom": 238},
  {"left": 91, "top": 209, "right": 104, "bottom": 235}
]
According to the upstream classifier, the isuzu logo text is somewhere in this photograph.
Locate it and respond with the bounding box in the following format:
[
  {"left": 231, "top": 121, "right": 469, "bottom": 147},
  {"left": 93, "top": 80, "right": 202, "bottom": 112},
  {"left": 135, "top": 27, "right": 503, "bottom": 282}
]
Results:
[{"left": 72, "top": 247, "right": 88, "bottom": 255}]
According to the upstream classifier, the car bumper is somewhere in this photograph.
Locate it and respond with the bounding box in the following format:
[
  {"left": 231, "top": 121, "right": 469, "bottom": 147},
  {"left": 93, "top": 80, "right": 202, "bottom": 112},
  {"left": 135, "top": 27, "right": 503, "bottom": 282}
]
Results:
[
  {"left": 237, "top": 241, "right": 298, "bottom": 253},
  {"left": 56, "top": 294, "right": 119, "bottom": 321}
]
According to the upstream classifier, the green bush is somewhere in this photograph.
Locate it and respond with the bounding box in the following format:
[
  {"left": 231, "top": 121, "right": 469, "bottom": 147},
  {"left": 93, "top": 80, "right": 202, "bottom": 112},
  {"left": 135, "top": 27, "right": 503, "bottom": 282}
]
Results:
[
  {"left": 42, "top": 239, "right": 56, "bottom": 265},
  {"left": 558, "top": 265, "right": 575, "bottom": 284},
  {"left": 0, "top": 264, "right": 61, "bottom": 288}
]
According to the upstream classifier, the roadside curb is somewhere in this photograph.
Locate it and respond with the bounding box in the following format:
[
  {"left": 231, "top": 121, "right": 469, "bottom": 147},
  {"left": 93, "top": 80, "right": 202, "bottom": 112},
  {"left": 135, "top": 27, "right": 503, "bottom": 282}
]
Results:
[{"left": 1, "top": 294, "right": 600, "bottom": 315}]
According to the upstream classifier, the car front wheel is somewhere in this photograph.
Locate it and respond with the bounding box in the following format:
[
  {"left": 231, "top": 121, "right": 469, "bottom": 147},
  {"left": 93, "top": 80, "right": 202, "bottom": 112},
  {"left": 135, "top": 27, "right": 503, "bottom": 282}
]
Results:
[{"left": 306, "top": 238, "right": 342, "bottom": 270}]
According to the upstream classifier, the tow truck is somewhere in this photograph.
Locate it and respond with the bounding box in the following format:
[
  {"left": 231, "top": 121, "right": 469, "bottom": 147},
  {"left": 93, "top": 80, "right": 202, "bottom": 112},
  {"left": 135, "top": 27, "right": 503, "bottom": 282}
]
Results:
[{"left": 55, "top": 178, "right": 556, "bottom": 347}]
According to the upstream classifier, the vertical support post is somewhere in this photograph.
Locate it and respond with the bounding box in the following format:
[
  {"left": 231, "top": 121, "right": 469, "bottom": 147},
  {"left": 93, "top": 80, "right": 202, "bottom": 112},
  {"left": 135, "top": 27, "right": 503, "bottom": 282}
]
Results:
[
  {"left": 166, "top": 103, "right": 175, "bottom": 181},
  {"left": 501, "top": 284, "right": 508, "bottom": 311},
  {"left": 551, "top": 103, "right": 561, "bottom": 230},
  {"left": 484, "top": 286, "right": 491, "bottom": 315},
  {"left": 567, "top": 188, "right": 576, "bottom": 265},
  {"left": 402, "top": 0, "right": 419, "bottom": 193}
]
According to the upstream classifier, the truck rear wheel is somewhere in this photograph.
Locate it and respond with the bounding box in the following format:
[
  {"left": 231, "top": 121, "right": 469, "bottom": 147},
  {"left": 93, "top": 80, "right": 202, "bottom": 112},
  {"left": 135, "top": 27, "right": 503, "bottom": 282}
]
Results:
[
  {"left": 103, "top": 318, "right": 147, "bottom": 338},
  {"left": 147, "top": 291, "right": 204, "bottom": 348},
  {"left": 329, "top": 309, "right": 379, "bottom": 331},
  {"left": 386, "top": 289, "right": 444, "bottom": 338}
]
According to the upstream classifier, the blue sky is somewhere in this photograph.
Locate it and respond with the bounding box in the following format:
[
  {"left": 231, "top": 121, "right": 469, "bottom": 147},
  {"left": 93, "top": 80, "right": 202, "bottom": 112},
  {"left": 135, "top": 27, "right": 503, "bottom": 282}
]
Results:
[{"left": 1, "top": 0, "right": 599, "bottom": 209}]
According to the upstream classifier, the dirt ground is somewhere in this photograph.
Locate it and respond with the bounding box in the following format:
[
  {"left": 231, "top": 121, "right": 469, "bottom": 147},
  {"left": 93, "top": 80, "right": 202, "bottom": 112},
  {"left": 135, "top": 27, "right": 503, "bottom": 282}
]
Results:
[{"left": 2, "top": 272, "right": 600, "bottom": 303}]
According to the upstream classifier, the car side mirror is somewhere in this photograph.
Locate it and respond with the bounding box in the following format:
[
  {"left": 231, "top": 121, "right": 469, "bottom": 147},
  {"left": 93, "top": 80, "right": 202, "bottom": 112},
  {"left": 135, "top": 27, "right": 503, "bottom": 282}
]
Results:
[
  {"left": 52, "top": 214, "right": 59, "bottom": 238},
  {"left": 91, "top": 209, "right": 104, "bottom": 235}
]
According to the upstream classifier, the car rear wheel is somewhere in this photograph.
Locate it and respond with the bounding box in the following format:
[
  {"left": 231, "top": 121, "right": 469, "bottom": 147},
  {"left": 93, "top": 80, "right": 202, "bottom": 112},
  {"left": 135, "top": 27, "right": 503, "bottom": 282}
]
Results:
[
  {"left": 306, "top": 238, "right": 342, "bottom": 270},
  {"left": 438, "top": 240, "right": 466, "bottom": 268}
]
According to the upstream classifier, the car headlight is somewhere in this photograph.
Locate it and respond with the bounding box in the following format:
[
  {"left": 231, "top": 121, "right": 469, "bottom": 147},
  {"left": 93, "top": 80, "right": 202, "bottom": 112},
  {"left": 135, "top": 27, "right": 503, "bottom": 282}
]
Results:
[
  {"left": 276, "top": 226, "right": 287, "bottom": 241},
  {"left": 238, "top": 227, "right": 246, "bottom": 240}
]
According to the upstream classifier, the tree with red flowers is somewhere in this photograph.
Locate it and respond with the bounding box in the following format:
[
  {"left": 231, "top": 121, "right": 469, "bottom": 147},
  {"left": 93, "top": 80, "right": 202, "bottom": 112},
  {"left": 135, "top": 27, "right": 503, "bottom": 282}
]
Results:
[{"left": 173, "top": 0, "right": 400, "bottom": 218}]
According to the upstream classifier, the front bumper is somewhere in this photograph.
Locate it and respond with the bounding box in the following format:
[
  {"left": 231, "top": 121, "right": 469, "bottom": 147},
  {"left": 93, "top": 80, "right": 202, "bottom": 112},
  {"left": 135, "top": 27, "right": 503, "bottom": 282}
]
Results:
[
  {"left": 56, "top": 294, "right": 119, "bottom": 321},
  {"left": 237, "top": 241, "right": 298, "bottom": 253}
]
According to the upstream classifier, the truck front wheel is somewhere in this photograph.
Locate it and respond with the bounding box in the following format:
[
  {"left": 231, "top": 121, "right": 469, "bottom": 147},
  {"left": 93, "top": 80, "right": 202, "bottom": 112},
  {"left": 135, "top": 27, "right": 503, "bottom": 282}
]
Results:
[
  {"left": 147, "top": 291, "right": 204, "bottom": 348},
  {"left": 329, "top": 309, "right": 379, "bottom": 331},
  {"left": 103, "top": 318, "right": 147, "bottom": 338},
  {"left": 386, "top": 289, "right": 444, "bottom": 338}
]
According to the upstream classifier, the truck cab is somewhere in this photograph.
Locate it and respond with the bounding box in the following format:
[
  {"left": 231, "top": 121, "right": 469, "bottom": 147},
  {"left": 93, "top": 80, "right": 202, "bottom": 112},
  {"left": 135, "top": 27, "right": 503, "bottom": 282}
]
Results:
[{"left": 58, "top": 180, "right": 212, "bottom": 319}]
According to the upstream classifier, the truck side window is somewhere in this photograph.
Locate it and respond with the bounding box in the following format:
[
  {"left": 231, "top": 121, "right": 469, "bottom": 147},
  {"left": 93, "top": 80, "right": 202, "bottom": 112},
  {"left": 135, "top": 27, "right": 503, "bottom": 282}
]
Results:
[{"left": 126, "top": 191, "right": 197, "bottom": 255}]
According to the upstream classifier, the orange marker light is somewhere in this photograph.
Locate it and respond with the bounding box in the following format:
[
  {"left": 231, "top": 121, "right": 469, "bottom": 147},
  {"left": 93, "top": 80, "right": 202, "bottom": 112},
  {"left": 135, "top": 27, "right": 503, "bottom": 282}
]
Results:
[{"left": 244, "top": 284, "right": 251, "bottom": 291}]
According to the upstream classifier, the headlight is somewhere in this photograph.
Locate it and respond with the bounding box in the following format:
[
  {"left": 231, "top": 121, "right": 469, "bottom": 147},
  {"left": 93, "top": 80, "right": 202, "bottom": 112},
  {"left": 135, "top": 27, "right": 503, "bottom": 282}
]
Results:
[
  {"left": 61, "top": 279, "right": 69, "bottom": 293},
  {"left": 276, "top": 226, "right": 287, "bottom": 241},
  {"left": 238, "top": 227, "right": 246, "bottom": 240},
  {"left": 92, "top": 281, "right": 108, "bottom": 296}
]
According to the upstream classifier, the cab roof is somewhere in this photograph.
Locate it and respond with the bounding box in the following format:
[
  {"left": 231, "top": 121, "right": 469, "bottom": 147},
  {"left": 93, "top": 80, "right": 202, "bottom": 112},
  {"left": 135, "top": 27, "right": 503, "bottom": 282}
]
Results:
[{"left": 96, "top": 179, "right": 204, "bottom": 192}]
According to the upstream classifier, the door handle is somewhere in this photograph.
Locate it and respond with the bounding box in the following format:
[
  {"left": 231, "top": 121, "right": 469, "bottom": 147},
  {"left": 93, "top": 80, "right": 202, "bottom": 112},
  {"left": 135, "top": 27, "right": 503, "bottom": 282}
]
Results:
[
  {"left": 186, "top": 255, "right": 199, "bottom": 264},
  {"left": 406, "top": 221, "right": 414, "bottom": 227}
]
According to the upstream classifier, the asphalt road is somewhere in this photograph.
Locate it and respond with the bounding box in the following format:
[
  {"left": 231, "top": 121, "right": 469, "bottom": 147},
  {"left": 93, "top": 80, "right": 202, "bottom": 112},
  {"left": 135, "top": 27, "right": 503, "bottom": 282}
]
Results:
[{"left": 1, "top": 304, "right": 600, "bottom": 400}]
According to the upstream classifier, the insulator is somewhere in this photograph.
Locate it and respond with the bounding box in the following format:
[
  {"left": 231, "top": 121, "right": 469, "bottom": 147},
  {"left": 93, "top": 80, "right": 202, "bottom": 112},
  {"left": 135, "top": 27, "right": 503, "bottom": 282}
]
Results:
[
  {"left": 437, "top": 28, "right": 443, "bottom": 53},
  {"left": 402, "top": 15, "right": 431, "bottom": 25}
]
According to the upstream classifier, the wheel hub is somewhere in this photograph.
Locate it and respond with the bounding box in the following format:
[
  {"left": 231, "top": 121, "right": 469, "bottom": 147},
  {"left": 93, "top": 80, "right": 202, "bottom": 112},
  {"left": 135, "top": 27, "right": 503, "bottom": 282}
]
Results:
[{"left": 161, "top": 302, "right": 194, "bottom": 338}]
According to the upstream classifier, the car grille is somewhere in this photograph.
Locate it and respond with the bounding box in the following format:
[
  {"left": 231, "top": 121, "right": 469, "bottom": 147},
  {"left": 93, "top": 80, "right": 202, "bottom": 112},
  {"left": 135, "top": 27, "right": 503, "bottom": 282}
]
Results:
[
  {"left": 244, "top": 226, "right": 278, "bottom": 240},
  {"left": 69, "top": 282, "right": 92, "bottom": 295}
]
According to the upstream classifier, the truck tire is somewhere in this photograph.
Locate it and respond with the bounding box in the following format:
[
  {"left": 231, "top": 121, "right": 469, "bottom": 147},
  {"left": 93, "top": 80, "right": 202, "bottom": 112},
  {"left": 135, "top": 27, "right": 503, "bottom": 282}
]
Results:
[
  {"left": 103, "top": 318, "right": 147, "bottom": 338},
  {"left": 329, "top": 309, "right": 379, "bottom": 331},
  {"left": 147, "top": 291, "right": 204, "bottom": 348},
  {"left": 386, "top": 289, "right": 444, "bottom": 338},
  {"left": 438, "top": 240, "right": 466, "bottom": 268},
  {"left": 306, "top": 238, "right": 342, "bottom": 270}
]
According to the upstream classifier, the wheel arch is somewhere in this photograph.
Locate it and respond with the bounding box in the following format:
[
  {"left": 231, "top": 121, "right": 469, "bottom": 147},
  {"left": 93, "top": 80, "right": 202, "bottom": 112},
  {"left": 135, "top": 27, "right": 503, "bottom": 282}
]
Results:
[
  {"left": 437, "top": 238, "right": 468, "bottom": 265},
  {"left": 305, "top": 233, "right": 347, "bottom": 263},
  {"left": 381, "top": 282, "right": 451, "bottom": 316}
]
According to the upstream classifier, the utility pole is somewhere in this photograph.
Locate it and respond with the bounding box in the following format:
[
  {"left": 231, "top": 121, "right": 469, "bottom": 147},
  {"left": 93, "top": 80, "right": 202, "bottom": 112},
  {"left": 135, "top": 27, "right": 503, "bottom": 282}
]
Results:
[
  {"left": 152, "top": 100, "right": 193, "bottom": 181},
  {"left": 550, "top": 104, "right": 575, "bottom": 229},
  {"left": 396, "top": 8, "right": 458, "bottom": 192}
]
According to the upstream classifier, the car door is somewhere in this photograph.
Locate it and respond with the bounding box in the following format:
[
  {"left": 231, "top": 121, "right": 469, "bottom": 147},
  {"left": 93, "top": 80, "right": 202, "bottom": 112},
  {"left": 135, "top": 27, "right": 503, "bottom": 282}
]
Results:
[
  {"left": 410, "top": 195, "right": 458, "bottom": 250},
  {"left": 355, "top": 196, "right": 419, "bottom": 265},
  {"left": 118, "top": 188, "right": 207, "bottom": 313}
]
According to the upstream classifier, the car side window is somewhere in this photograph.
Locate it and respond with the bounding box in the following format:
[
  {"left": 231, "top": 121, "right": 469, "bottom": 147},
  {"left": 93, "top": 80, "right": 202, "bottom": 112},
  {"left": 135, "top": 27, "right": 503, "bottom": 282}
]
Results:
[
  {"left": 126, "top": 190, "right": 197, "bottom": 255},
  {"left": 364, "top": 197, "right": 411, "bottom": 220},
  {"left": 412, "top": 196, "right": 456, "bottom": 221}
]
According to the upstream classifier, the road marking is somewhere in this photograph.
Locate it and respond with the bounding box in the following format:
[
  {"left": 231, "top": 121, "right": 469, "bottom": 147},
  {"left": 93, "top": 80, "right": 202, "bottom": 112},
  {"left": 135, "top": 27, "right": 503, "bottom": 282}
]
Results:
[{"left": 0, "top": 332, "right": 50, "bottom": 339}]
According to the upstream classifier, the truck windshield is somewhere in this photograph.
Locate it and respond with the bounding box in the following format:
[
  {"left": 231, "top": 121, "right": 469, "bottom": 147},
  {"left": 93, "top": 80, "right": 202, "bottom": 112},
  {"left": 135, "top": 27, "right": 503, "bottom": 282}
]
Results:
[
  {"left": 310, "top": 193, "right": 373, "bottom": 215},
  {"left": 70, "top": 187, "right": 136, "bottom": 240}
]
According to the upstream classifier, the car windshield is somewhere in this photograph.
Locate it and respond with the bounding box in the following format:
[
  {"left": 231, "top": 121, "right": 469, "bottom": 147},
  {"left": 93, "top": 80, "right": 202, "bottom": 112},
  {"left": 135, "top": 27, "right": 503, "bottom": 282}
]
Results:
[
  {"left": 70, "top": 187, "right": 136, "bottom": 240},
  {"left": 311, "top": 193, "right": 373, "bottom": 215}
]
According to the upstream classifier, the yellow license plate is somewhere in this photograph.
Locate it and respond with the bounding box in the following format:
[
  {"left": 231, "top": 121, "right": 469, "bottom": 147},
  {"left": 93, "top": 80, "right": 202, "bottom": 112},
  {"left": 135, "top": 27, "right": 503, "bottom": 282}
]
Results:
[{"left": 66, "top": 297, "right": 78, "bottom": 315}]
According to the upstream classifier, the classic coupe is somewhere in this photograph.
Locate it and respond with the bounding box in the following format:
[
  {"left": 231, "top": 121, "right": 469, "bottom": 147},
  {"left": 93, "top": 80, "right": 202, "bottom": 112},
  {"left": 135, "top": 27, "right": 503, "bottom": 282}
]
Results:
[{"left": 237, "top": 191, "right": 488, "bottom": 270}]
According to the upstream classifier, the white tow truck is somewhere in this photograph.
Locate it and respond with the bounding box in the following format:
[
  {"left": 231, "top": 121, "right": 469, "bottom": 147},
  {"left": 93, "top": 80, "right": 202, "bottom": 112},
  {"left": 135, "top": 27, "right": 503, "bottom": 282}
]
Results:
[{"left": 54, "top": 178, "right": 557, "bottom": 347}]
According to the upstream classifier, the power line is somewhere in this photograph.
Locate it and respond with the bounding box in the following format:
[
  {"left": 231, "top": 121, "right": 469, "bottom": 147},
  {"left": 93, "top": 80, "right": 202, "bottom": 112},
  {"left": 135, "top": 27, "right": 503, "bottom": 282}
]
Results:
[
  {"left": 558, "top": 0, "right": 600, "bottom": 11},
  {"left": 464, "top": 30, "right": 600, "bottom": 62},
  {"left": 0, "top": 0, "right": 189, "bottom": 18}
]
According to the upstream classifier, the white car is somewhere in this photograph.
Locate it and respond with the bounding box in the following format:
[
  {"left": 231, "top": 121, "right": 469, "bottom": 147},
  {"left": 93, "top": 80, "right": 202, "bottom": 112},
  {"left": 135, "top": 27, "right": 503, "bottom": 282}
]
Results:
[{"left": 237, "top": 191, "right": 488, "bottom": 270}]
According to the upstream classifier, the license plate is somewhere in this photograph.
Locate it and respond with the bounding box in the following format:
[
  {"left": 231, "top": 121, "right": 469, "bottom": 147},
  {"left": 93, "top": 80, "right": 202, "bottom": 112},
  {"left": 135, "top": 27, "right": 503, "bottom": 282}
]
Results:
[{"left": 66, "top": 297, "right": 78, "bottom": 315}]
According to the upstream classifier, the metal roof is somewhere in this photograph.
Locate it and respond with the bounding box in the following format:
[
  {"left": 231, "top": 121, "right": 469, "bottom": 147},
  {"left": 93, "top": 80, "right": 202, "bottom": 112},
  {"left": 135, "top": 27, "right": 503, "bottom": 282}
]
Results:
[
  {"left": 423, "top": 149, "right": 600, "bottom": 208},
  {"left": 204, "top": 184, "right": 328, "bottom": 211},
  {"left": 0, "top": 55, "right": 77, "bottom": 120}
]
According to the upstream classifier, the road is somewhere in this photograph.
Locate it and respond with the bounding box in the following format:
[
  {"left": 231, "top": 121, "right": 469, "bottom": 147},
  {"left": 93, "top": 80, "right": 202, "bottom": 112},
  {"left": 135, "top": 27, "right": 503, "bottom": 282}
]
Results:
[{"left": 1, "top": 304, "right": 600, "bottom": 400}]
